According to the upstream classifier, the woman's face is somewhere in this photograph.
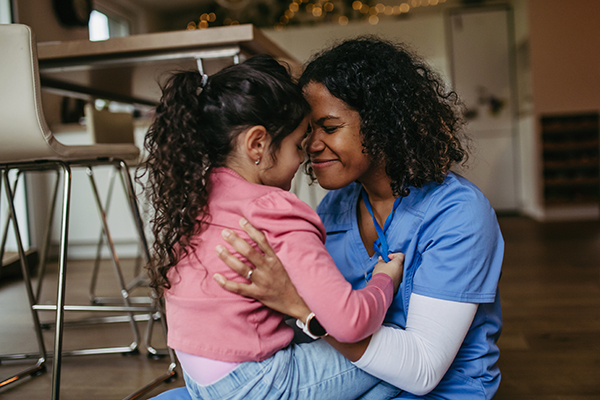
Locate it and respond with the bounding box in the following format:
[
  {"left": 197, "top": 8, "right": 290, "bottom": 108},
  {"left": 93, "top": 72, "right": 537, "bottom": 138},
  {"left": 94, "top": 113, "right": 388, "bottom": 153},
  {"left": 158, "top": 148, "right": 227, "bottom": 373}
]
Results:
[{"left": 303, "top": 82, "right": 373, "bottom": 190}]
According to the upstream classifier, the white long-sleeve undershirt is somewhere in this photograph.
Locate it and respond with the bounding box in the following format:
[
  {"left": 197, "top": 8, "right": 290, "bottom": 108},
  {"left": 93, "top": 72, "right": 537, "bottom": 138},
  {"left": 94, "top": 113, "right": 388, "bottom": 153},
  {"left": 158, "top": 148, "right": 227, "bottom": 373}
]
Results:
[{"left": 352, "top": 293, "right": 478, "bottom": 396}]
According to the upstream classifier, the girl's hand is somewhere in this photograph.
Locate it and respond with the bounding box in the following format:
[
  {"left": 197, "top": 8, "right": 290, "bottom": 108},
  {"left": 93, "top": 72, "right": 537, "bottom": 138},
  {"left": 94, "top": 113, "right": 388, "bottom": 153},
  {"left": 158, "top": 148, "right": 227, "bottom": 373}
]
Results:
[
  {"left": 213, "top": 218, "right": 311, "bottom": 321},
  {"left": 372, "top": 253, "right": 404, "bottom": 295}
]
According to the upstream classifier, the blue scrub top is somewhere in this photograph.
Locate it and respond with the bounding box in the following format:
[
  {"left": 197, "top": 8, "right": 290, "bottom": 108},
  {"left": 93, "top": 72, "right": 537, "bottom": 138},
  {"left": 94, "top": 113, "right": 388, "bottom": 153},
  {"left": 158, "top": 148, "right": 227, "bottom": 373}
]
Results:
[{"left": 317, "top": 172, "right": 504, "bottom": 400}]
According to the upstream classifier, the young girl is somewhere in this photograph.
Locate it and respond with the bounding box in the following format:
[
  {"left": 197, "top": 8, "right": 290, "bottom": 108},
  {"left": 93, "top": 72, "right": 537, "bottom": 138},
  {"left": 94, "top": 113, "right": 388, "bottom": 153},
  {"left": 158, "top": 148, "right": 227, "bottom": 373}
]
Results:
[{"left": 143, "top": 55, "right": 402, "bottom": 400}]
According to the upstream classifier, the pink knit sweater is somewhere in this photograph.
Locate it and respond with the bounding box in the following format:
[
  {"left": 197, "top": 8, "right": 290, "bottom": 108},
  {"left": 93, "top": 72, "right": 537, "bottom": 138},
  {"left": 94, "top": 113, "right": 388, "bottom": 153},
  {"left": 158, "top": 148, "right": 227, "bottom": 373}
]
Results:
[{"left": 165, "top": 167, "right": 393, "bottom": 362}]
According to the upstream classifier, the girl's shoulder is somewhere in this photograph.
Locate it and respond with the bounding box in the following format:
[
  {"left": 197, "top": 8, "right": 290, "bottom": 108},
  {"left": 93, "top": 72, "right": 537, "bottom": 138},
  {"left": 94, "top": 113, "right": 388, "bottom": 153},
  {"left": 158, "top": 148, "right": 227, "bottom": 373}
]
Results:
[{"left": 248, "top": 189, "right": 327, "bottom": 241}]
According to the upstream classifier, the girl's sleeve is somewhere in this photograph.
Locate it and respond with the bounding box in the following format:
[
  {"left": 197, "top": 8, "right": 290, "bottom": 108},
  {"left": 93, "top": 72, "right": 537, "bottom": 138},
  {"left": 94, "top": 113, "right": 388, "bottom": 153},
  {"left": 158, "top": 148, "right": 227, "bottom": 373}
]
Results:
[{"left": 246, "top": 191, "right": 394, "bottom": 343}]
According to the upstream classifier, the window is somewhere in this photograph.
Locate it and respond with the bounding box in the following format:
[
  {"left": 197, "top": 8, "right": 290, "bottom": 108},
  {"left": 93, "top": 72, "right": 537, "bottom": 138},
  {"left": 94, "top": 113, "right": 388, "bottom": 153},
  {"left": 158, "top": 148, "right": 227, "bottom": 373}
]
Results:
[
  {"left": 89, "top": 9, "right": 129, "bottom": 41},
  {"left": 0, "top": 0, "right": 12, "bottom": 24}
]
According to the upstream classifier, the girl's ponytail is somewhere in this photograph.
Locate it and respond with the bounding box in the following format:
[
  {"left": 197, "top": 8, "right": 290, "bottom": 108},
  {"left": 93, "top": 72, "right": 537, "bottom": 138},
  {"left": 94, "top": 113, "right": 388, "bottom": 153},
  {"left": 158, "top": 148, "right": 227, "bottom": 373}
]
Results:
[{"left": 143, "top": 70, "right": 212, "bottom": 294}]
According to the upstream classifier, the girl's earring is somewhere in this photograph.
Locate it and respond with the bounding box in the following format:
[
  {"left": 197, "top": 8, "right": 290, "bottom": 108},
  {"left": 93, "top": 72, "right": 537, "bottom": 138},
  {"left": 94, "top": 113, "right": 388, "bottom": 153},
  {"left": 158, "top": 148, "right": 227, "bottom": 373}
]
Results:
[{"left": 255, "top": 158, "right": 260, "bottom": 166}]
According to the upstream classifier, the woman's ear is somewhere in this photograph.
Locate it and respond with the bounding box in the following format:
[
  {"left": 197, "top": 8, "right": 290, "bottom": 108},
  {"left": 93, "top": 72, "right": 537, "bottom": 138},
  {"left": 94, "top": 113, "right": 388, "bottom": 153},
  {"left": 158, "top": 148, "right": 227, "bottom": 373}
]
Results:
[{"left": 242, "top": 125, "right": 269, "bottom": 165}]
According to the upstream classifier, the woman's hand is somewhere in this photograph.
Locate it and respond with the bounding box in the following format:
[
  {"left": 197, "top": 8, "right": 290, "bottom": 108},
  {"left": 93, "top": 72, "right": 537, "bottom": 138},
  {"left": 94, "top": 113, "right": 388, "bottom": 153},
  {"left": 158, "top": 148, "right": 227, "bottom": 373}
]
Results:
[
  {"left": 372, "top": 252, "right": 404, "bottom": 295},
  {"left": 213, "top": 218, "right": 311, "bottom": 321}
]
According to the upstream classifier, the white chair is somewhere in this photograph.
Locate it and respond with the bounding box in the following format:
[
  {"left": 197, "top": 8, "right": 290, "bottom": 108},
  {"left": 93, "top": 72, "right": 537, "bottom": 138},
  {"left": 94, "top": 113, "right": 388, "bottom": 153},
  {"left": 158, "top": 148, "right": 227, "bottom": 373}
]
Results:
[{"left": 0, "top": 24, "right": 176, "bottom": 399}]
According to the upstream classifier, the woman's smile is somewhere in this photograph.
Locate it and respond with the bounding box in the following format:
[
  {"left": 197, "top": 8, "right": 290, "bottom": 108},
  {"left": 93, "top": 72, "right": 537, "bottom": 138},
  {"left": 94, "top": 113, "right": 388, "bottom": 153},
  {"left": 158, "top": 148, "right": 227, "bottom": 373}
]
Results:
[{"left": 310, "top": 158, "right": 339, "bottom": 168}]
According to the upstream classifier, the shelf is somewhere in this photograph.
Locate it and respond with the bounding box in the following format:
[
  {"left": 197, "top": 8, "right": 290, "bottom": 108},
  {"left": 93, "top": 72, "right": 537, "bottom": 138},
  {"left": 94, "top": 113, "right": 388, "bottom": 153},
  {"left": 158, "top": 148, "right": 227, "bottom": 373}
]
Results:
[
  {"left": 544, "top": 177, "right": 600, "bottom": 187},
  {"left": 542, "top": 139, "right": 599, "bottom": 151},
  {"left": 541, "top": 113, "right": 600, "bottom": 206},
  {"left": 544, "top": 158, "right": 600, "bottom": 170}
]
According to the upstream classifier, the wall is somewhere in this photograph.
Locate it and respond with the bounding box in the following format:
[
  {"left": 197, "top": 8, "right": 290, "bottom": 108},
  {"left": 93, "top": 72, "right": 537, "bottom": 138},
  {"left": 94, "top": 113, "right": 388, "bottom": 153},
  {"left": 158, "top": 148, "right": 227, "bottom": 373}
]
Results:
[
  {"left": 13, "top": 0, "right": 88, "bottom": 42},
  {"left": 528, "top": 0, "right": 600, "bottom": 219},
  {"left": 529, "top": 0, "right": 600, "bottom": 115},
  {"left": 511, "top": 0, "right": 540, "bottom": 218},
  {"left": 264, "top": 14, "right": 449, "bottom": 74}
]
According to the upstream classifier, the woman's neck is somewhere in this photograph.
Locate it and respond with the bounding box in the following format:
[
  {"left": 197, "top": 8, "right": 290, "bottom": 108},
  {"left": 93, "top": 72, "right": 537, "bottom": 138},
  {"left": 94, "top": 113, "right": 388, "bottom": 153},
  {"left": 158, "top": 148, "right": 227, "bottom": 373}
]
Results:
[{"left": 358, "top": 166, "right": 396, "bottom": 227}]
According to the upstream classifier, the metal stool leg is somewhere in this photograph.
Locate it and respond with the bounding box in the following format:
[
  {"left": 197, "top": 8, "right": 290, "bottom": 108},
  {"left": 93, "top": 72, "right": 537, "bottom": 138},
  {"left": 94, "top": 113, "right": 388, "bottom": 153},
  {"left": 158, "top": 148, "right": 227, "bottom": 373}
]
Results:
[
  {"left": 90, "top": 165, "right": 149, "bottom": 305},
  {"left": 86, "top": 166, "right": 141, "bottom": 350},
  {"left": 118, "top": 161, "right": 165, "bottom": 355},
  {"left": 51, "top": 161, "right": 72, "bottom": 400},
  {"left": 0, "top": 170, "right": 21, "bottom": 275},
  {"left": 116, "top": 160, "right": 179, "bottom": 398},
  {"left": 89, "top": 166, "right": 117, "bottom": 305},
  {"left": 0, "top": 168, "right": 48, "bottom": 390},
  {"left": 34, "top": 169, "right": 61, "bottom": 303}
]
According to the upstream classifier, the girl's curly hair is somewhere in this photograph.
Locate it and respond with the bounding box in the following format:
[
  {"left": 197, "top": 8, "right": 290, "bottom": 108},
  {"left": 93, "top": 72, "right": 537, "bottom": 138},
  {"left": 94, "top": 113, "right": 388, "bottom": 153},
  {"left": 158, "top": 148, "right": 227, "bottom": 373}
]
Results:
[
  {"left": 299, "top": 36, "right": 468, "bottom": 195},
  {"left": 141, "top": 55, "right": 309, "bottom": 295}
]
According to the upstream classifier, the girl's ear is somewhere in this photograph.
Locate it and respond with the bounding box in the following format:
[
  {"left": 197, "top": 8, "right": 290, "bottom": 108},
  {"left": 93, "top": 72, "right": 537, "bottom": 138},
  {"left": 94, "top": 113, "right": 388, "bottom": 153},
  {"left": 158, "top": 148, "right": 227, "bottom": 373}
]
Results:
[{"left": 242, "top": 125, "right": 269, "bottom": 164}]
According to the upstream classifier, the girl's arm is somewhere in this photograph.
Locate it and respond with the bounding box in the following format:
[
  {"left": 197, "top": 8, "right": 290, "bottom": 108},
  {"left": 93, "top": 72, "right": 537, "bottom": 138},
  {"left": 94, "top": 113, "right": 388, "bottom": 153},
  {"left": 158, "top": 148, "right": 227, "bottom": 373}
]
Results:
[
  {"left": 213, "top": 221, "right": 312, "bottom": 321},
  {"left": 214, "top": 213, "right": 402, "bottom": 343},
  {"left": 216, "top": 232, "right": 375, "bottom": 359}
]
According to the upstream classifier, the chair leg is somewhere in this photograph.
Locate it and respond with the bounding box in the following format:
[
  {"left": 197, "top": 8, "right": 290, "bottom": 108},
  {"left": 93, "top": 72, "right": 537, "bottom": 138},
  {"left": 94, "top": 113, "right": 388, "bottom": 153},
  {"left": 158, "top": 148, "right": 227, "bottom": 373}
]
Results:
[
  {"left": 51, "top": 161, "right": 72, "bottom": 400},
  {"left": 117, "top": 161, "right": 174, "bottom": 356},
  {"left": 0, "top": 170, "right": 21, "bottom": 274},
  {"left": 90, "top": 165, "right": 149, "bottom": 305},
  {"left": 89, "top": 166, "right": 117, "bottom": 305},
  {"left": 116, "top": 160, "right": 179, "bottom": 398},
  {"left": 86, "top": 166, "right": 141, "bottom": 350},
  {"left": 0, "top": 168, "right": 48, "bottom": 389},
  {"left": 117, "top": 163, "right": 153, "bottom": 290},
  {"left": 34, "top": 169, "right": 61, "bottom": 303}
]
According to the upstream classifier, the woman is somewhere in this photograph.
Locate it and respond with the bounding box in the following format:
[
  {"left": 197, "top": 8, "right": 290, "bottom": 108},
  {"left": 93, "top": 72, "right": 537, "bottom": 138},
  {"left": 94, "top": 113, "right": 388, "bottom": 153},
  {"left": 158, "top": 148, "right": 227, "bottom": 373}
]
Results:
[{"left": 213, "top": 37, "right": 504, "bottom": 399}]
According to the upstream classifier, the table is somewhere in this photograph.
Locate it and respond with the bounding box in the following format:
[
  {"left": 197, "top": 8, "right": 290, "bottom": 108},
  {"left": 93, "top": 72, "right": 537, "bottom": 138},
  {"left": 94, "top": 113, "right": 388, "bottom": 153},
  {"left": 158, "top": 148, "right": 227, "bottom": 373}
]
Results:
[{"left": 37, "top": 24, "right": 298, "bottom": 106}]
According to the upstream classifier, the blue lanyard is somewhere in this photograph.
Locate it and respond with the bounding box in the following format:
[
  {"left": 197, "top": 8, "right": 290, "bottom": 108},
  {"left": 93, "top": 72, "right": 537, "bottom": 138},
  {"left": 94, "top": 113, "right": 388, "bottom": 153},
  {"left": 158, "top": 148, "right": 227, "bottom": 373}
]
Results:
[{"left": 361, "top": 189, "right": 403, "bottom": 262}]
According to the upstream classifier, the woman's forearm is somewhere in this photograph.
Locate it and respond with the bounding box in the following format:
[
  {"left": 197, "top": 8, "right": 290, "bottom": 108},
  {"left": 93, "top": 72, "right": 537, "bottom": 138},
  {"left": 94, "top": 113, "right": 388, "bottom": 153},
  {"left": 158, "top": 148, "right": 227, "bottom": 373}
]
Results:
[
  {"left": 352, "top": 294, "right": 478, "bottom": 395},
  {"left": 322, "top": 335, "right": 372, "bottom": 362}
]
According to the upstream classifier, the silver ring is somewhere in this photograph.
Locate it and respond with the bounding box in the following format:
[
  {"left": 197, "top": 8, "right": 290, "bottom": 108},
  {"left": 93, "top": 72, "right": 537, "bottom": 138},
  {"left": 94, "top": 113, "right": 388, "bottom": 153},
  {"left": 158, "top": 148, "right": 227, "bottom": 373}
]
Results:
[{"left": 246, "top": 269, "right": 253, "bottom": 280}]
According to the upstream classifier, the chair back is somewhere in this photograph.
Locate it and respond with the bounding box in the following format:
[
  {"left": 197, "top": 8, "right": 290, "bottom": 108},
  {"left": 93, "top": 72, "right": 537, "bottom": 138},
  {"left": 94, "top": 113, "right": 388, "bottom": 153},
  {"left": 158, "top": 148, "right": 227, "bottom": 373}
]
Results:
[{"left": 0, "top": 24, "right": 62, "bottom": 163}]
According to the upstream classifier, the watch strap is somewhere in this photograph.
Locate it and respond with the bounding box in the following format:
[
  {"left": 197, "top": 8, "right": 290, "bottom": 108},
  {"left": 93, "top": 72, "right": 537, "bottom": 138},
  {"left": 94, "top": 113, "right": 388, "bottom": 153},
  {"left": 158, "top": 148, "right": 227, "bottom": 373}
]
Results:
[{"left": 296, "top": 312, "right": 328, "bottom": 340}]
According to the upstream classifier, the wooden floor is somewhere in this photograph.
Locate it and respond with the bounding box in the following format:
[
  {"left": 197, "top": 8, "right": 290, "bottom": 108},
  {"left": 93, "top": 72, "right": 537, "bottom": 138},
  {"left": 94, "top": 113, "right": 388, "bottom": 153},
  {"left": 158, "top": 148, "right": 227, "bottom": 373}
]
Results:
[
  {"left": 494, "top": 216, "right": 600, "bottom": 400},
  {"left": 1, "top": 216, "right": 599, "bottom": 399}
]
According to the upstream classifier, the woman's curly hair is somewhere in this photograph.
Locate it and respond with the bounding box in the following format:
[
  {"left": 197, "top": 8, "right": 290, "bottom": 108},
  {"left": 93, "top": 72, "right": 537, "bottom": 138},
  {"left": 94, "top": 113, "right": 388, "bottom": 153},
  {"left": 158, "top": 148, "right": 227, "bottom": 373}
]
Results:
[
  {"left": 141, "top": 55, "right": 309, "bottom": 295},
  {"left": 299, "top": 36, "right": 468, "bottom": 195}
]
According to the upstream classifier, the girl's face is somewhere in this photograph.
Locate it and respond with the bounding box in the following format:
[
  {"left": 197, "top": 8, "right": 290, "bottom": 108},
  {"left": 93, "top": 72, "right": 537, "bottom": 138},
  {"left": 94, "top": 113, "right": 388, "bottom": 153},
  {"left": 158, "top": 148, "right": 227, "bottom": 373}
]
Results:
[
  {"left": 261, "top": 117, "right": 309, "bottom": 191},
  {"left": 303, "top": 82, "right": 373, "bottom": 190}
]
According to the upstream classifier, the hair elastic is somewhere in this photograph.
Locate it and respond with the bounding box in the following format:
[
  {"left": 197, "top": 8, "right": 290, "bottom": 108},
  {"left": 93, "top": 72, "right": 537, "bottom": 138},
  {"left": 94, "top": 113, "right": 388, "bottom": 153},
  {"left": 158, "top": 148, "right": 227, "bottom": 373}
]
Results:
[{"left": 196, "top": 73, "right": 209, "bottom": 96}]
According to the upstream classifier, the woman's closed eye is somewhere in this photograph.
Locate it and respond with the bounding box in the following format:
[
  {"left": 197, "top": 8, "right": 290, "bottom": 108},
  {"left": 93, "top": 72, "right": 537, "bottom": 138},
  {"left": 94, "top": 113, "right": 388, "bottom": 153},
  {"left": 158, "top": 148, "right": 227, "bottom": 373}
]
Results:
[{"left": 322, "top": 125, "right": 340, "bottom": 134}]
